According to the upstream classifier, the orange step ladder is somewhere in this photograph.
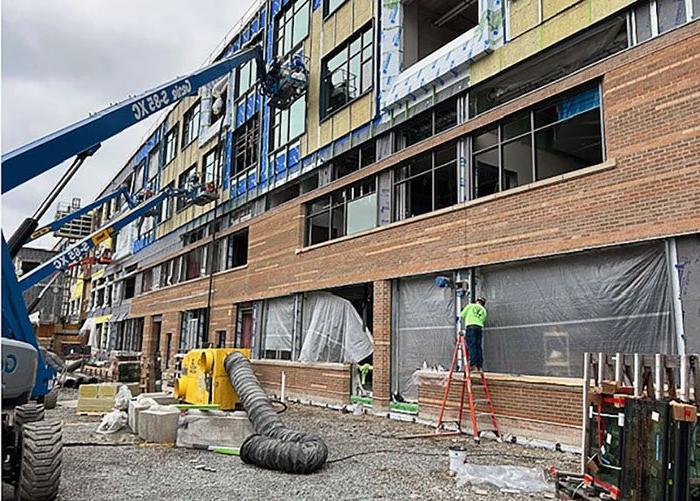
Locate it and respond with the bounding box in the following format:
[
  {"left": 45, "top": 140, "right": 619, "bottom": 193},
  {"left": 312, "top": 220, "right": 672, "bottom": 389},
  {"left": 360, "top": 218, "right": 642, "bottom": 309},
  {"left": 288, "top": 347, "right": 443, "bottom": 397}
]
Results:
[{"left": 435, "top": 331, "right": 501, "bottom": 442}]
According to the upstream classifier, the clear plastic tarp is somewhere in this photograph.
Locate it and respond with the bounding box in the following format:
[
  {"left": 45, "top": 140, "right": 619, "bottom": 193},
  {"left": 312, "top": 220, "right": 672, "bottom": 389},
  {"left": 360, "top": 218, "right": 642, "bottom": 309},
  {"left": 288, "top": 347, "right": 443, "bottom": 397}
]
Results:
[
  {"left": 299, "top": 292, "right": 373, "bottom": 363},
  {"left": 264, "top": 296, "right": 295, "bottom": 351},
  {"left": 479, "top": 242, "right": 675, "bottom": 377},
  {"left": 395, "top": 275, "right": 456, "bottom": 400},
  {"left": 677, "top": 235, "right": 700, "bottom": 353}
]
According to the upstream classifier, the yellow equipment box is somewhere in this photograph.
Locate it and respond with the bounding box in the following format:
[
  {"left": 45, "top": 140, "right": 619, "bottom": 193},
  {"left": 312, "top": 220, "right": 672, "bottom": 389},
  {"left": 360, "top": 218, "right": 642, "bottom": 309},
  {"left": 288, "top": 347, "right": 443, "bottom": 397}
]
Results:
[{"left": 173, "top": 348, "right": 250, "bottom": 411}]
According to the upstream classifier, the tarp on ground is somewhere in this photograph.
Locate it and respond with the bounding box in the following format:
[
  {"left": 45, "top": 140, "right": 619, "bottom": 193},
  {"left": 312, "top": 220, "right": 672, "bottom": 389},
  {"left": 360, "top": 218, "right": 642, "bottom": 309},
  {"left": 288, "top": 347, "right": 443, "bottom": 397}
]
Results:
[
  {"left": 299, "top": 292, "right": 373, "bottom": 364},
  {"left": 479, "top": 242, "right": 675, "bottom": 377}
]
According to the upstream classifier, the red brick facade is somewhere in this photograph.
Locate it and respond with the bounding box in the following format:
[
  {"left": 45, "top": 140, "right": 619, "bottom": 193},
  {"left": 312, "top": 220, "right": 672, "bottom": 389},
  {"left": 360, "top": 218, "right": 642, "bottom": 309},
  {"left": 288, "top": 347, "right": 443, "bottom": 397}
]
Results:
[{"left": 131, "top": 24, "right": 700, "bottom": 438}]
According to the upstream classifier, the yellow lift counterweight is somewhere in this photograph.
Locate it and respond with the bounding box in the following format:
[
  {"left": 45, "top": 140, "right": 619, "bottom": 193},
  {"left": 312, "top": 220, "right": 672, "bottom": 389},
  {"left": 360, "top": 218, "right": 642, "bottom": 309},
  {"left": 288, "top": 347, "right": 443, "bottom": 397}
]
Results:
[{"left": 173, "top": 348, "right": 251, "bottom": 410}]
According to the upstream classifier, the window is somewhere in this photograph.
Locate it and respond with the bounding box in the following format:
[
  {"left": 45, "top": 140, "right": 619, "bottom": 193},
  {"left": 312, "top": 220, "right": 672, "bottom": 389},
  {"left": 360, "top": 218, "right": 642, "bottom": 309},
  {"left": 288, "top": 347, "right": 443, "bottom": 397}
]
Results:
[
  {"left": 225, "top": 229, "right": 249, "bottom": 269},
  {"left": 147, "top": 147, "right": 160, "bottom": 183},
  {"left": 632, "top": 0, "right": 692, "bottom": 44},
  {"left": 216, "top": 331, "right": 227, "bottom": 348},
  {"left": 159, "top": 260, "right": 174, "bottom": 287},
  {"left": 469, "top": 15, "right": 627, "bottom": 117},
  {"left": 275, "top": 0, "right": 310, "bottom": 58},
  {"left": 331, "top": 141, "right": 376, "bottom": 180},
  {"left": 471, "top": 85, "right": 603, "bottom": 199},
  {"left": 394, "top": 143, "right": 457, "bottom": 221},
  {"left": 176, "top": 164, "right": 197, "bottom": 211},
  {"left": 324, "top": 0, "right": 345, "bottom": 17},
  {"left": 115, "top": 318, "right": 143, "bottom": 352},
  {"left": 182, "top": 102, "right": 201, "bottom": 147},
  {"left": 20, "top": 260, "right": 40, "bottom": 275},
  {"left": 271, "top": 95, "right": 306, "bottom": 151},
  {"left": 142, "top": 269, "right": 153, "bottom": 293},
  {"left": 395, "top": 99, "right": 457, "bottom": 151},
  {"left": 123, "top": 276, "right": 136, "bottom": 299},
  {"left": 133, "top": 161, "right": 145, "bottom": 193},
  {"left": 262, "top": 297, "right": 294, "bottom": 360},
  {"left": 234, "top": 115, "right": 260, "bottom": 175},
  {"left": 202, "top": 147, "right": 219, "bottom": 185},
  {"left": 237, "top": 60, "right": 257, "bottom": 99},
  {"left": 184, "top": 246, "right": 206, "bottom": 281},
  {"left": 179, "top": 308, "right": 208, "bottom": 352},
  {"left": 164, "top": 125, "right": 178, "bottom": 164},
  {"left": 159, "top": 182, "right": 174, "bottom": 223},
  {"left": 306, "top": 178, "right": 376, "bottom": 245},
  {"left": 321, "top": 24, "right": 374, "bottom": 118}
]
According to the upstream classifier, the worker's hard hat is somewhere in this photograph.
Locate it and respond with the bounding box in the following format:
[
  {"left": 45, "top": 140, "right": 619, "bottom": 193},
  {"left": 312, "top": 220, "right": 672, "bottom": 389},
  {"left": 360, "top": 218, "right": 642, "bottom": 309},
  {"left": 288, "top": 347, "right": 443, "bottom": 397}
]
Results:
[{"left": 477, "top": 296, "right": 486, "bottom": 304}]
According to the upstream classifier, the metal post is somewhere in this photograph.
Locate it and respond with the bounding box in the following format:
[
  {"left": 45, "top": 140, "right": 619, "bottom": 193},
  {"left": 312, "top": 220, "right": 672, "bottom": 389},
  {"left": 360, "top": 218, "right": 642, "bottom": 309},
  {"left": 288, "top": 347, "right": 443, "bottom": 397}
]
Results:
[
  {"left": 668, "top": 238, "right": 686, "bottom": 355},
  {"left": 581, "top": 352, "right": 591, "bottom": 474},
  {"left": 614, "top": 352, "right": 622, "bottom": 384},
  {"left": 598, "top": 352, "right": 605, "bottom": 385},
  {"left": 634, "top": 353, "right": 642, "bottom": 397},
  {"left": 655, "top": 353, "right": 665, "bottom": 400},
  {"left": 680, "top": 354, "right": 689, "bottom": 403}
]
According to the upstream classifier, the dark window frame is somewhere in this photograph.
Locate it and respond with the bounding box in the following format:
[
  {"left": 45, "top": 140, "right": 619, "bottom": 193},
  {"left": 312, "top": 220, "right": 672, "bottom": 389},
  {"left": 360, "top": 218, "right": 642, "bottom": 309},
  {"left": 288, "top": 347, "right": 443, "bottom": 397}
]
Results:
[
  {"left": 470, "top": 83, "right": 605, "bottom": 200},
  {"left": 181, "top": 101, "right": 201, "bottom": 149},
  {"left": 164, "top": 124, "right": 179, "bottom": 165},
  {"left": 320, "top": 23, "right": 374, "bottom": 119},
  {"left": 275, "top": 0, "right": 310, "bottom": 59}
]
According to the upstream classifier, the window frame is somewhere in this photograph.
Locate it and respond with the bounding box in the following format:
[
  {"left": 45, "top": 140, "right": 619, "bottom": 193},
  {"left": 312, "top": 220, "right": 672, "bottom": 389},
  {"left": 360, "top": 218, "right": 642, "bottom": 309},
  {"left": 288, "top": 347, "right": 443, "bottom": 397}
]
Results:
[
  {"left": 323, "top": 0, "right": 347, "bottom": 18},
  {"left": 270, "top": 93, "right": 307, "bottom": 153},
  {"left": 181, "top": 101, "right": 201, "bottom": 149},
  {"left": 469, "top": 83, "right": 605, "bottom": 200},
  {"left": 164, "top": 125, "right": 179, "bottom": 165},
  {"left": 275, "top": 0, "right": 310, "bottom": 59},
  {"left": 176, "top": 164, "right": 198, "bottom": 212},
  {"left": 320, "top": 23, "right": 374, "bottom": 120}
]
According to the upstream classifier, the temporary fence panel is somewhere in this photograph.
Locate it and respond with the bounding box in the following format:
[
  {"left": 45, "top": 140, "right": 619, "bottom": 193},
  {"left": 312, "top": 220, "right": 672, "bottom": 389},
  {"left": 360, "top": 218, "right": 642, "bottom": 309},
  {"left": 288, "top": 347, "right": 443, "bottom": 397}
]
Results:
[
  {"left": 299, "top": 292, "right": 373, "bottom": 364},
  {"left": 394, "top": 274, "right": 455, "bottom": 400},
  {"left": 479, "top": 242, "right": 674, "bottom": 377}
]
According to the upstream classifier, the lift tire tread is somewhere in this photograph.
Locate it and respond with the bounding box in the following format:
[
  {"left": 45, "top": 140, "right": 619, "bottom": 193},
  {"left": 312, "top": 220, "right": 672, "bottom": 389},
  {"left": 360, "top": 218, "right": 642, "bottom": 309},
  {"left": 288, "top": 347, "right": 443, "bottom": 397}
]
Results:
[
  {"left": 14, "top": 403, "right": 45, "bottom": 427},
  {"left": 14, "top": 420, "right": 62, "bottom": 501}
]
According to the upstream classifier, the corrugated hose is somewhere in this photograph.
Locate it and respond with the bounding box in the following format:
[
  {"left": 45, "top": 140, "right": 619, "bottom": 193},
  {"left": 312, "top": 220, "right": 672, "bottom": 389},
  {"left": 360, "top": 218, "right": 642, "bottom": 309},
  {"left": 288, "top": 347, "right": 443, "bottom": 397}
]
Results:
[{"left": 224, "top": 352, "right": 328, "bottom": 474}]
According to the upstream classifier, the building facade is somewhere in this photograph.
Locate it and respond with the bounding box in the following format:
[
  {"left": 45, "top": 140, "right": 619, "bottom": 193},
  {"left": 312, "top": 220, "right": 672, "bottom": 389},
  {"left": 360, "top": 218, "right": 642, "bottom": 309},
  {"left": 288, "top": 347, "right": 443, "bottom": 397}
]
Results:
[{"left": 77, "top": 0, "right": 700, "bottom": 444}]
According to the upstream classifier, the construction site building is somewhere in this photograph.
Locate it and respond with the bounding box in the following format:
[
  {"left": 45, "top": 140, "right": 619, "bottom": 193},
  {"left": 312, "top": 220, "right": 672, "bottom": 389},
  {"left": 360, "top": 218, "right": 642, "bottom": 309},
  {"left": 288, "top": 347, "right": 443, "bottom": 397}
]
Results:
[{"left": 73, "top": 0, "right": 700, "bottom": 445}]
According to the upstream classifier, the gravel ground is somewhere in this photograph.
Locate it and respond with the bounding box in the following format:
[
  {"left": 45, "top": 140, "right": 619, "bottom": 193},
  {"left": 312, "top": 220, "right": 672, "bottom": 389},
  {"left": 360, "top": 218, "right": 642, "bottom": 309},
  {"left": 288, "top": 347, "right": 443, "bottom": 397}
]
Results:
[{"left": 4, "top": 389, "right": 578, "bottom": 500}]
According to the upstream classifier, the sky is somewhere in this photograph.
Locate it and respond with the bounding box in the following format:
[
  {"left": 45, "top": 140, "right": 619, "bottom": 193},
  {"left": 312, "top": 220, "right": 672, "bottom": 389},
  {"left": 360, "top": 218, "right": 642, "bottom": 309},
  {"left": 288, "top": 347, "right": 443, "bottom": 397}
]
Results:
[{"left": 2, "top": 0, "right": 257, "bottom": 249}]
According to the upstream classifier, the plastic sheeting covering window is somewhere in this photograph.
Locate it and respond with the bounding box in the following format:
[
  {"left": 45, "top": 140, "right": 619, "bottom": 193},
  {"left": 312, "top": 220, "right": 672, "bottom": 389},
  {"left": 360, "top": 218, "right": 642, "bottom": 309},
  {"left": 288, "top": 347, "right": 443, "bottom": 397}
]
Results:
[
  {"left": 479, "top": 243, "right": 674, "bottom": 377},
  {"left": 299, "top": 292, "right": 373, "bottom": 364},
  {"left": 677, "top": 235, "right": 700, "bottom": 353},
  {"left": 263, "top": 296, "right": 295, "bottom": 353},
  {"left": 395, "top": 275, "right": 455, "bottom": 400}
]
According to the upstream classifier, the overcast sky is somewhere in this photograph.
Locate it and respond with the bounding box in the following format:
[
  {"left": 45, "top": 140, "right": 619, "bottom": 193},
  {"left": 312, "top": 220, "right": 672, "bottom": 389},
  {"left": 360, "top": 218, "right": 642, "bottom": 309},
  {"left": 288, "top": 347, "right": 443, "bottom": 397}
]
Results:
[{"left": 2, "top": 0, "right": 256, "bottom": 249}]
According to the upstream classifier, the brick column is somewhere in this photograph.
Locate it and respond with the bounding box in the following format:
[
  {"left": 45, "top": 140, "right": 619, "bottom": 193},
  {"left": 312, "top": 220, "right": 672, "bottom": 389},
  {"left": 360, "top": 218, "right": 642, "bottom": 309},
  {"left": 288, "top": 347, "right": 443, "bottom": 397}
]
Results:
[
  {"left": 139, "top": 317, "right": 157, "bottom": 392},
  {"left": 373, "top": 280, "right": 392, "bottom": 413}
]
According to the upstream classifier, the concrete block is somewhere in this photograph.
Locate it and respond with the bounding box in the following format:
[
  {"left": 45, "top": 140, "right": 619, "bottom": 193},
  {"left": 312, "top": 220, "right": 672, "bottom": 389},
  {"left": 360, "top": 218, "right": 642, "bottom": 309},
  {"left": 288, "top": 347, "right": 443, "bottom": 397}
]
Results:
[
  {"left": 139, "top": 392, "right": 178, "bottom": 405},
  {"left": 128, "top": 399, "right": 157, "bottom": 434},
  {"left": 139, "top": 406, "right": 180, "bottom": 444},
  {"left": 176, "top": 410, "right": 253, "bottom": 449}
]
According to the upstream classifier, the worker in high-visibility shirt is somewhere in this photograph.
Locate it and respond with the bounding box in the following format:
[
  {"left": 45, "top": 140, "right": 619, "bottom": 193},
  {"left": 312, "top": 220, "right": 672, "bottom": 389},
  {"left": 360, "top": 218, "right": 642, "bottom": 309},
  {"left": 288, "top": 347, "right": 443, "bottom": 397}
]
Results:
[{"left": 459, "top": 296, "right": 488, "bottom": 371}]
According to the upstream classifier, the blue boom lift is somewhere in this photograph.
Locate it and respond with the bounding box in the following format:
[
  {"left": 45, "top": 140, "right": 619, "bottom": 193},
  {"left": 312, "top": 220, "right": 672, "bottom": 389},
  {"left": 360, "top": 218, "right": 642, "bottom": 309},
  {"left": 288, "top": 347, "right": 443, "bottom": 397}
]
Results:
[{"left": 1, "top": 44, "right": 307, "bottom": 500}]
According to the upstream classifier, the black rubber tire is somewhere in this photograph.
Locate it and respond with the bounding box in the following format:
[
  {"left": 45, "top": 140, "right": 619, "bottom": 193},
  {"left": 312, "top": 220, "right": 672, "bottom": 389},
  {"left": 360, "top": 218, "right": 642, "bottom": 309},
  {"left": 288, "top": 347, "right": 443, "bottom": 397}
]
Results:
[
  {"left": 14, "top": 421, "right": 62, "bottom": 501},
  {"left": 43, "top": 388, "right": 60, "bottom": 410},
  {"left": 14, "top": 403, "right": 45, "bottom": 427}
]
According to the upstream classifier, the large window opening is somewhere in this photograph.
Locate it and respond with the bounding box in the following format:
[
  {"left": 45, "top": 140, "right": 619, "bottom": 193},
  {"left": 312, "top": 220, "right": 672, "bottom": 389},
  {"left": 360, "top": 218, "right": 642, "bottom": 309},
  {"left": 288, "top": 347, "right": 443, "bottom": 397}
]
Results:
[
  {"left": 402, "top": 0, "right": 479, "bottom": 70},
  {"left": 471, "top": 84, "right": 603, "bottom": 199},
  {"left": 179, "top": 308, "right": 209, "bottom": 352},
  {"left": 394, "top": 98, "right": 457, "bottom": 152},
  {"left": 393, "top": 142, "right": 457, "bottom": 221},
  {"left": 469, "top": 14, "right": 627, "bottom": 117}
]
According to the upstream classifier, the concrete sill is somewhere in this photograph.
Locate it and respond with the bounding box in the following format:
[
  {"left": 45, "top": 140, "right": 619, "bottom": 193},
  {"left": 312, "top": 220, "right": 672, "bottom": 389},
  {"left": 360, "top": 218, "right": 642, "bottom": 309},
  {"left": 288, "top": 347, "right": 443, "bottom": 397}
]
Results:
[
  {"left": 414, "top": 369, "right": 582, "bottom": 388},
  {"left": 296, "top": 158, "right": 616, "bottom": 255},
  {"left": 251, "top": 359, "right": 350, "bottom": 371}
]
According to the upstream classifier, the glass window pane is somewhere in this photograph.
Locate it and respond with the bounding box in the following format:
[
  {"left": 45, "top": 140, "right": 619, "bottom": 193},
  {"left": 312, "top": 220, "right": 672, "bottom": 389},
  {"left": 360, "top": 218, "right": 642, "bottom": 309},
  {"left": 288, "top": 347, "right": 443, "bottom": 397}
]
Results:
[
  {"left": 289, "top": 95, "right": 306, "bottom": 139},
  {"left": 435, "top": 164, "right": 457, "bottom": 210},
  {"left": 656, "top": 0, "right": 687, "bottom": 33},
  {"left": 405, "top": 173, "right": 433, "bottom": 217},
  {"left": 327, "top": 0, "right": 345, "bottom": 15},
  {"left": 293, "top": 1, "right": 309, "bottom": 47},
  {"left": 349, "top": 56, "right": 361, "bottom": 98},
  {"left": 634, "top": 2, "right": 653, "bottom": 43},
  {"left": 694, "top": 0, "right": 700, "bottom": 19},
  {"left": 363, "top": 27, "right": 374, "bottom": 47},
  {"left": 409, "top": 154, "right": 432, "bottom": 177},
  {"left": 435, "top": 143, "right": 457, "bottom": 167},
  {"left": 361, "top": 60, "right": 373, "bottom": 93},
  {"left": 349, "top": 38, "right": 361, "bottom": 56},
  {"left": 327, "top": 51, "right": 346, "bottom": 72},
  {"left": 502, "top": 136, "right": 533, "bottom": 189},
  {"left": 473, "top": 127, "right": 498, "bottom": 151},
  {"left": 309, "top": 211, "right": 330, "bottom": 245},
  {"left": 535, "top": 108, "right": 602, "bottom": 180},
  {"left": 330, "top": 205, "right": 345, "bottom": 239},
  {"left": 347, "top": 193, "right": 377, "bottom": 235},
  {"left": 473, "top": 148, "right": 499, "bottom": 198},
  {"left": 502, "top": 113, "right": 531, "bottom": 140},
  {"left": 309, "top": 197, "right": 330, "bottom": 214}
]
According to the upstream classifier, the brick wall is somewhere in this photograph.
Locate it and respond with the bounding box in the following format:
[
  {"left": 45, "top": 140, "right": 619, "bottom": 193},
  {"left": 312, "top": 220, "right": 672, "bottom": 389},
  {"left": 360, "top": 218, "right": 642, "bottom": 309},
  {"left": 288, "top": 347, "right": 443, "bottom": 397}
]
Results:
[
  {"left": 417, "top": 372, "right": 582, "bottom": 445},
  {"left": 372, "top": 280, "right": 392, "bottom": 412},
  {"left": 130, "top": 25, "right": 700, "bottom": 417},
  {"left": 250, "top": 360, "right": 351, "bottom": 405}
]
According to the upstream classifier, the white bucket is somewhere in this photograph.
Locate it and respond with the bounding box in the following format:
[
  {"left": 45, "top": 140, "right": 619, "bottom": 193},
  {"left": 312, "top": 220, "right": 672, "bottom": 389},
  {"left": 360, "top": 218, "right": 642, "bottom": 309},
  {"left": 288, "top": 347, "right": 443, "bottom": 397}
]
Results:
[{"left": 448, "top": 446, "right": 467, "bottom": 475}]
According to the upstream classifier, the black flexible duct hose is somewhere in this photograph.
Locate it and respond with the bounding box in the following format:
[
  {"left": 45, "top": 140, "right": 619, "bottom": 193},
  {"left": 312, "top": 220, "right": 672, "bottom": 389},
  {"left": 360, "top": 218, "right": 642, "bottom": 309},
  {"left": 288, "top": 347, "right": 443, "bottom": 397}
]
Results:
[{"left": 224, "top": 352, "right": 328, "bottom": 474}]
